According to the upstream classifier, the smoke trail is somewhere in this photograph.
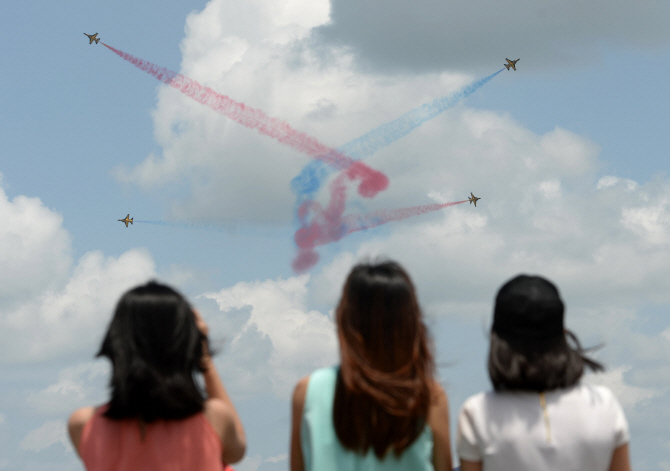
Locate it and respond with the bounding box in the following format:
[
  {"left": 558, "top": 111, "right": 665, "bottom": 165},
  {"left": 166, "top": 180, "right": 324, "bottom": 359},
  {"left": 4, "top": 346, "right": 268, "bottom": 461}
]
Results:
[
  {"left": 103, "top": 43, "right": 490, "bottom": 272},
  {"left": 291, "top": 69, "right": 504, "bottom": 201},
  {"left": 134, "top": 220, "right": 224, "bottom": 231},
  {"left": 102, "top": 43, "right": 387, "bottom": 199},
  {"left": 292, "top": 199, "right": 468, "bottom": 272},
  {"left": 290, "top": 70, "right": 503, "bottom": 272}
]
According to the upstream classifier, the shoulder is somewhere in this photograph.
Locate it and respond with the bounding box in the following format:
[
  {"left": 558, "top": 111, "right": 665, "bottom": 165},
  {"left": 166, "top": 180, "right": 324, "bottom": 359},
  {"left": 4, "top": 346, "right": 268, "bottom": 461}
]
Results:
[
  {"left": 69, "top": 406, "right": 96, "bottom": 427},
  {"left": 204, "top": 398, "right": 235, "bottom": 433},
  {"left": 293, "top": 376, "right": 310, "bottom": 404},
  {"left": 428, "top": 381, "right": 449, "bottom": 413},
  {"left": 459, "top": 391, "right": 489, "bottom": 413},
  {"left": 294, "top": 366, "right": 338, "bottom": 406},
  {"left": 68, "top": 406, "right": 96, "bottom": 456}
]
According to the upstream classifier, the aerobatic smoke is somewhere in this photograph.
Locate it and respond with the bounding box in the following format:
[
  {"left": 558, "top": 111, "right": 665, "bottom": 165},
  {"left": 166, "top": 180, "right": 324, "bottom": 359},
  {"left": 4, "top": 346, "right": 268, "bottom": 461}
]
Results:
[
  {"left": 292, "top": 199, "right": 468, "bottom": 272},
  {"left": 103, "top": 43, "right": 494, "bottom": 272},
  {"left": 102, "top": 43, "right": 388, "bottom": 199},
  {"left": 290, "top": 70, "right": 503, "bottom": 271},
  {"left": 291, "top": 69, "right": 504, "bottom": 202}
]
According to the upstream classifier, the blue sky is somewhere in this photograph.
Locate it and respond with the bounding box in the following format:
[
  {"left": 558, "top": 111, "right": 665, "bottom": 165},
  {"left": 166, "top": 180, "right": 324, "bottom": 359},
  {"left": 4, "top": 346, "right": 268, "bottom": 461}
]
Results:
[{"left": 1, "top": 1, "right": 669, "bottom": 470}]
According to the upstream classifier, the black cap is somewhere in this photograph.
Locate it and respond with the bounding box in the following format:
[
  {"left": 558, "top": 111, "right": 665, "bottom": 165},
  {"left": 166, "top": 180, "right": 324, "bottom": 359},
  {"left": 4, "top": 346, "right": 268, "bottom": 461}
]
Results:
[{"left": 492, "top": 275, "right": 565, "bottom": 353}]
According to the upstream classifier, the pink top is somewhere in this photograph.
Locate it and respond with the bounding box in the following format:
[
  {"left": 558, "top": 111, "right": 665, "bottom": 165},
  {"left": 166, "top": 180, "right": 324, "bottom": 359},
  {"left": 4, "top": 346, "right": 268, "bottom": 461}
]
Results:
[{"left": 80, "top": 405, "right": 233, "bottom": 471}]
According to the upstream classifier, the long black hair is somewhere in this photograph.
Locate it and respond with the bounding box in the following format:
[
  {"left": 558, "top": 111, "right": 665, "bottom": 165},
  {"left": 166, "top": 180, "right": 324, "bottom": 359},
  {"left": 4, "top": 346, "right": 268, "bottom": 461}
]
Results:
[{"left": 98, "top": 281, "right": 207, "bottom": 422}]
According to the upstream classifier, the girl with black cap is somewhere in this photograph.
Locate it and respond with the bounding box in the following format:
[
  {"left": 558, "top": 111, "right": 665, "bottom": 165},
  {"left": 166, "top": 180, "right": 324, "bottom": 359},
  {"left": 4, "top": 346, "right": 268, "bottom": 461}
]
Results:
[{"left": 457, "top": 275, "right": 631, "bottom": 471}]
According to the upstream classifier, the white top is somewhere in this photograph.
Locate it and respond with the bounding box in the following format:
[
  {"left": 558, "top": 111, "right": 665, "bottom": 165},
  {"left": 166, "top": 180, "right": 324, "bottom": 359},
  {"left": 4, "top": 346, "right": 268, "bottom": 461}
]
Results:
[{"left": 457, "top": 384, "right": 629, "bottom": 471}]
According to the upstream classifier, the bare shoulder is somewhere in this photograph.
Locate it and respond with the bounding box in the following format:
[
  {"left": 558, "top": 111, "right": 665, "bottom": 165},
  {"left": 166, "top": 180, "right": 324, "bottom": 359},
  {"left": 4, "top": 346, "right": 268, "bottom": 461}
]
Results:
[
  {"left": 292, "top": 376, "right": 310, "bottom": 407},
  {"left": 204, "top": 398, "right": 231, "bottom": 432},
  {"left": 69, "top": 406, "right": 96, "bottom": 432},
  {"left": 430, "top": 381, "right": 449, "bottom": 408},
  {"left": 68, "top": 406, "right": 96, "bottom": 456}
]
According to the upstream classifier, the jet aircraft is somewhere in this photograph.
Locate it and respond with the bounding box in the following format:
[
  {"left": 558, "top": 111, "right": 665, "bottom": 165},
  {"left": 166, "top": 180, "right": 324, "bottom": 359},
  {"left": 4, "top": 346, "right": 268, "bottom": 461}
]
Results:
[
  {"left": 468, "top": 193, "right": 481, "bottom": 207},
  {"left": 118, "top": 214, "right": 133, "bottom": 227},
  {"left": 84, "top": 33, "right": 100, "bottom": 44},
  {"left": 504, "top": 58, "right": 519, "bottom": 71}
]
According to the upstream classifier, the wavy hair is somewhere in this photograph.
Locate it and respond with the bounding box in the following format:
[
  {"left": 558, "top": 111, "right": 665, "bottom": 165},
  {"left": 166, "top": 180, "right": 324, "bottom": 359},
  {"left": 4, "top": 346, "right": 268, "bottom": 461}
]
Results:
[
  {"left": 488, "top": 329, "right": 604, "bottom": 391},
  {"left": 333, "top": 261, "right": 435, "bottom": 458},
  {"left": 98, "top": 281, "right": 207, "bottom": 422}
]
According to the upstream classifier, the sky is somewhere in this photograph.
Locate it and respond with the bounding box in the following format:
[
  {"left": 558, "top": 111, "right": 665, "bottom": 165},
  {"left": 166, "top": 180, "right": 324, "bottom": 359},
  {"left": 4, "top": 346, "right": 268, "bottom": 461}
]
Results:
[{"left": 1, "top": 0, "right": 669, "bottom": 469}]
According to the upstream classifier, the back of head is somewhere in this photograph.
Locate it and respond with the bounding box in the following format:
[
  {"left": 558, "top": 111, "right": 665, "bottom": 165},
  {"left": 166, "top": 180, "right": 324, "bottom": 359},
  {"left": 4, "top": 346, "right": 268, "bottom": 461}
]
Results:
[
  {"left": 334, "top": 260, "right": 434, "bottom": 458},
  {"left": 98, "top": 281, "right": 206, "bottom": 422},
  {"left": 488, "top": 274, "right": 603, "bottom": 391}
]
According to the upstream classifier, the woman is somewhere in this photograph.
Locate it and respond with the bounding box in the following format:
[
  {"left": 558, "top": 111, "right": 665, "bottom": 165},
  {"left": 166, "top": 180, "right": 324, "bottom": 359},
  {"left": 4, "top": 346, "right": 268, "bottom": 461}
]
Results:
[
  {"left": 68, "top": 281, "right": 246, "bottom": 470},
  {"left": 290, "top": 260, "right": 452, "bottom": 471},
  {"left": 457, "top": 275, "right": 631, "bottom": 471}
]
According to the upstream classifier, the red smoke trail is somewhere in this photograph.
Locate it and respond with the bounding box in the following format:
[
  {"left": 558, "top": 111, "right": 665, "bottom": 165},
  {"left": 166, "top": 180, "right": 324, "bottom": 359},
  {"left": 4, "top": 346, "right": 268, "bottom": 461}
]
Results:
[
  {"left": 292, "top": 197, "right": 468, "bottom": 272},
  {"left": 343, "top": 200, "right": 468, "bottom": 233},
  {"left": 101, "top": 43, "right": 387, "bottom": 199}
]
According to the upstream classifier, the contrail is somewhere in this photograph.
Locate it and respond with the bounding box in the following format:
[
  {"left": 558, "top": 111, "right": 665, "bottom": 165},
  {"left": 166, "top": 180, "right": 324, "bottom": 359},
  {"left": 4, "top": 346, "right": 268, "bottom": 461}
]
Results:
[{"left": 102, "top": 42, "right": 388, "bottom": 199}]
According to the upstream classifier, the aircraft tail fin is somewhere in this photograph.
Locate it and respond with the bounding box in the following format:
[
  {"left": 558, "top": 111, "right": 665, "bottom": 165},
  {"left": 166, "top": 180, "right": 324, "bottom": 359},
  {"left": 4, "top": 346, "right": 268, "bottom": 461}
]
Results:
[
  {"left": 505, "top": 64, "right": 510, "bottom": 70},
  {"left": 130, "top": 219, "right": 133, "bottom": 225}
]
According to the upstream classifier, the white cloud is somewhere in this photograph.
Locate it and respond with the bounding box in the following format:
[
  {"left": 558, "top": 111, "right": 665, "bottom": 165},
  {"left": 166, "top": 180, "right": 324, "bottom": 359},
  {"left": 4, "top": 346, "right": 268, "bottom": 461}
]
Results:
[
  {"left": 0, "top": 181, "right": 159, "bottom": 363},
  {"left": 597, "top": 175, "right": 637, "bottom": 192},
  {"left": 584, "top": 365, "right": 661, "bottom": 410},
  {"left": 203, "top": 275, "right": 337, "bottom": 397},
  {"left": 19, "top": 420, "right": 68, "bottom": 453},
  {"left": 26, "top": 362, "right": 109, "bottom": 415},
  {"left": 621, "top": 198, "right": 670, "bottom": 247},
  {"left": 0, "top": 187, "right": 71, "bottom": 309},
  {"left": 265, "top": 453, "right": 288, "bottom": 463},
  {"left": 0, "top": 248, "right": 156, "bottom": 363},
  {"left": 235, "top": 454, "right": 262, "bottom": 471}
]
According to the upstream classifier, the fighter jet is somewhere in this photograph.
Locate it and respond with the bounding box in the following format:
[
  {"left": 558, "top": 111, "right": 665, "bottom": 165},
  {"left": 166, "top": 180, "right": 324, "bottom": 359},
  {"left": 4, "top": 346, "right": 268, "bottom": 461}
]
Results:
[
  {"left": 118, "top": 214, "right": 133, "bottom": 227},
  {"left": 504, "top": 58, "right": 519, "bottom": 71},
  {"left": 468, "top": 193, "right": 481, "bottom": 207},
  {"left": 84, "top": 33, "right": 100, "bottom": 44}
]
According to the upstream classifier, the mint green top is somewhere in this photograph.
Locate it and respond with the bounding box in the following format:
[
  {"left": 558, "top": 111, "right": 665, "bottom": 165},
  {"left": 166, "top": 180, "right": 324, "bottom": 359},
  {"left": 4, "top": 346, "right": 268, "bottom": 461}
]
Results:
[{"left": 301, "top": 366, "right": 434, "bottom": 471}]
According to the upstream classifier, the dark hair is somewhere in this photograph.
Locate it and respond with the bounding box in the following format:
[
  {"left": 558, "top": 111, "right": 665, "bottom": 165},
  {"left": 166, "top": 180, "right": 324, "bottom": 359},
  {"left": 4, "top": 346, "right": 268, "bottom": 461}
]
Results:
[
  {"left": 488, "top": 274, "right": 604, "bottom": 391},
  {"left": 98, "top": 281, "right": 207, "bottom": 422},
  {"left": 333, "top": 261, "right": 435, "bottom": 459}
]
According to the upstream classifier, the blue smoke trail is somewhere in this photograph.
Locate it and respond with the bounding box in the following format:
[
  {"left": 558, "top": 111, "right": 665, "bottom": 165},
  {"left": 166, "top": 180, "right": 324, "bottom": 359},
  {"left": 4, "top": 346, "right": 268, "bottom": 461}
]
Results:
[
  {"left": 134, "top": 220, "right": 224, "bottom": 232},
  {"left": 290, "top": 69, "right": 504, "bottom": 206}
]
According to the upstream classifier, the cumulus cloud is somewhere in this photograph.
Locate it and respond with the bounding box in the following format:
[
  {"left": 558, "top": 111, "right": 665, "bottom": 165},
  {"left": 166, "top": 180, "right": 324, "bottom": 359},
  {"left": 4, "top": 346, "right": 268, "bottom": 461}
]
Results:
[
  {"left": 235, "top": 454, "right": 263, "bottom": 471},
  {"left": 265, "top": 453, "right": 288, "bottom": 463},
  {"left": 19, "top": 420, "right": 68, "bottom": 453},
  {"left": 584, "top": 365, "right": 661, "bottom": 410},
  {"left": 26, "top": 362, "right": 109, "bottom": 416},
  {"left": 202, "top": 275, "right": 337, "bottom": 398},
  {"left": 314, "top": 0, "right": 670, "bottom": 72},
  {"left": 0, "top": 186, "right": 71, "bottom": 310},
  {"left": 0, "top": 248, "right": 157, "bottom": 363},
  {"left": 0, "top": 182, "right": 159, "bottom": 364}
]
